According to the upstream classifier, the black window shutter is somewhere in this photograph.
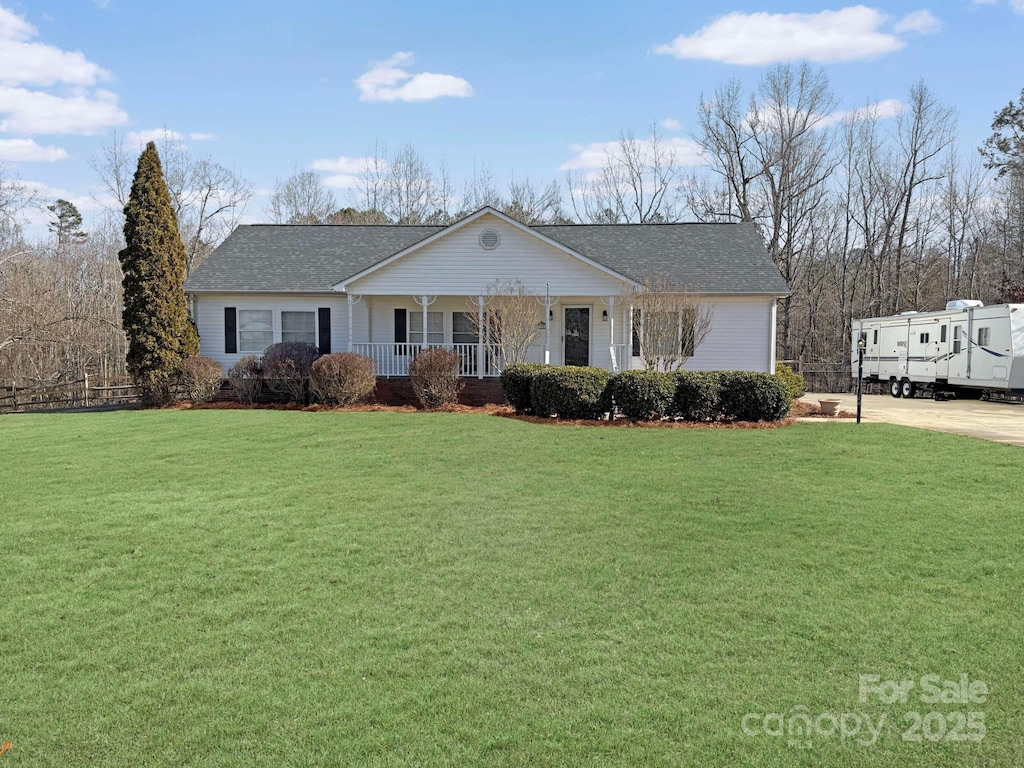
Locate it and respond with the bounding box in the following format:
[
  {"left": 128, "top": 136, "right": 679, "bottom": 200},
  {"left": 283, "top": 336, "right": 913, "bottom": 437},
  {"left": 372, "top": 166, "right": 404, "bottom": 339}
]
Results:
[
  {"left": 224, "top": 307, "right": 237, "bottom": 354},
  {"left": 394, "top": 308, "right": 407, "bottom": 343},
  {"left": 317, "top": 308, "right": 331, "bottom": 355},
  {"left": 631, "top": 308, "right": 641, "bottom": 357}
]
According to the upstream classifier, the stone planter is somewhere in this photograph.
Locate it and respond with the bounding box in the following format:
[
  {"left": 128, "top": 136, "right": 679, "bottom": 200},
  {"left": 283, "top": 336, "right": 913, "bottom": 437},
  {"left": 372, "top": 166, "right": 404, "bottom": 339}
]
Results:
[{"left": 818, "top": 398, "right": 843, "bottom": 417}]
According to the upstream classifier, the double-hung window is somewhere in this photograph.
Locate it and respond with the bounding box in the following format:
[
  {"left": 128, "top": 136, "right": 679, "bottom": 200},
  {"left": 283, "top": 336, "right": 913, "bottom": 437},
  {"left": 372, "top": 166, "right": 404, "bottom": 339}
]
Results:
[
  {"left": 238, "top": 310, "right": 273, "bottom": 353},
  {"left": 282, "top": 311, "right": 316, "bottom": 345},
  {"left": 452, "top": 312, "right": 479, "bottom": 345},
  {"left": 978, "top": 327, "right": 991, "bottom": 346},
  {"left": 409, "top": 311, "right": 444, "bottom": 345}
]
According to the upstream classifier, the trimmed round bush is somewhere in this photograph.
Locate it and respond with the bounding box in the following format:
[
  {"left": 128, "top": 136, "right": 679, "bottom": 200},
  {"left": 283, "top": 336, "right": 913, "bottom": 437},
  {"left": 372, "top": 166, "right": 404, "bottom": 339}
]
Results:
[
  {"left": 177, "top": 355, "right": 223, "bottom": 403},
  {"left": 262, "top": 342, "right": 319, "bottom": 403},
  {"left": 672, "top": 371, "right": 721, "bottom": 422},
  {"left": 605, "top": 369, "right": 675, "bottom": 421},
  {"left": 500, "top": 363, "right": 546, "bottom": 414},
  {"left": 310, "top": 352, "right": 376, "bottom": 406},
  {"left": 227, "top": 355, "right": 263, "bottom": 404},
  {"left": 718, "top": 371, "right": 791, "bottom": 422},
  {"left": 409, "top": 348, "right": 463, "bottom": 409},
  {"left": 775, "top": 362, "right": 806, "bottom": 401},
  {"left": 530, "top": 365, "right": 611, "bottom": 420}
]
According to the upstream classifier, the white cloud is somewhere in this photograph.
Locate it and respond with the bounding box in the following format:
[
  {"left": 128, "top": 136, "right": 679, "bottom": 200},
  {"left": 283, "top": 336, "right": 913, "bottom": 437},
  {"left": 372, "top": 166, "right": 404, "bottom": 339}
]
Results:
[
  {"left": 1012, "top": 0, "right": 1024, "bottom": 12},
  {"left": 309, "top": 155, "right": 371, "bottom": 173},
  {"left": 93, "top": 0, "right": 112, "bottom": 8},
  {"left": 22, "top": 180, "right": 115, "bottom": 212},
  {"left": 654, "top": 6, "right": 939, "bottom": 65},
  {"left": 0, "top": 6, "right": 34, "bottom": 40},
  {"left": 0, "top": 86, "right": 127, "bottom": 134},
  {"left": 559, "top": 135, "right": 704, "bottom": 172},
  {"left": 0, "top": 6, "right": 109, "bottom": 87},
  {"left": 893, "top": 9, "right": 941, "bottom": 33},
  {"left": 819, "top": 98, "right": 904, "bottom": 127},
  {"left": 0, "top": 5, "right": 124, "bottom": 138},
  {"left": 355, "top": 52, "right": 473, "bottom": 103},
  {"left": 0, "top": 137, "right": 68, "bottom": 161},
  {"left": 659, "top": 117, "right": 682, "bottom": 131},
  {"left": 124, "top": 128, "right": 216, "bottom": 146},
  {"left": 126, "top": 128, "right": 183, "bottom": 145}
]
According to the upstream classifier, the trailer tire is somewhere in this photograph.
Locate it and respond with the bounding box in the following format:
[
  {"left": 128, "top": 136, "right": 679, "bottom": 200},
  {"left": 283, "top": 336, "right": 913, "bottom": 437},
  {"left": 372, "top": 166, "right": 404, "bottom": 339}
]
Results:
[
  {"left": 900, "top": 379, "right": 916, "bottom": 399},
  {"left": 889, "top": 379, "right": 901, "bottom": 398}
]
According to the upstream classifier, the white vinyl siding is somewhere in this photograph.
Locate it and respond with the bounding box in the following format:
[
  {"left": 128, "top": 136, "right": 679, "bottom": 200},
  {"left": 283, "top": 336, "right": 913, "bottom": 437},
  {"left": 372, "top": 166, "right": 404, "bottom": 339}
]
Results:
[
  {"left": 346, "top": 214, "right": 626, "bottom": 297},
  {"left": 238, "top": 310, "right": 273, "bottom": 353},
  {"left": 194, "top": 294, "right": 360, "bottom": 371}
]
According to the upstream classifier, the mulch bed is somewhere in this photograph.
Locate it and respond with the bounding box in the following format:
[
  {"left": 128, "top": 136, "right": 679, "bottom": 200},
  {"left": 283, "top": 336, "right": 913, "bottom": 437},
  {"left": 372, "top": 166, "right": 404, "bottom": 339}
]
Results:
[{"left": 170, "top": 399, "right": 795, "bottom": 429}]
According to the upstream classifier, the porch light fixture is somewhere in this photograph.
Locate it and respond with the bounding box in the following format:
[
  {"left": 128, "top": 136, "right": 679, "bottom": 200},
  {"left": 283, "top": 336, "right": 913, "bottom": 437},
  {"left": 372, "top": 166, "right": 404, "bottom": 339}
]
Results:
[{"left": 602, "top": 310, "right": 608, "bottom": 321}]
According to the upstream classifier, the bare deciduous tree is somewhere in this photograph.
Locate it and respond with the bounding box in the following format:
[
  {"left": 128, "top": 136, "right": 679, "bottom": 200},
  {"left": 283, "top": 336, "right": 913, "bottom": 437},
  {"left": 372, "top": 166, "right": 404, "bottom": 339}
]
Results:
[
  {"left": 267, "top": 168, "right": 336, "bottom": 225},
  {"left": 567, "top": 127, "right": 683, "bottom": 224},
  {"left": 621, "top": 280, "right": 713, "bottom": 371},
  {"left": 463, "top": 280, "right": 545, "bottom": 368}
]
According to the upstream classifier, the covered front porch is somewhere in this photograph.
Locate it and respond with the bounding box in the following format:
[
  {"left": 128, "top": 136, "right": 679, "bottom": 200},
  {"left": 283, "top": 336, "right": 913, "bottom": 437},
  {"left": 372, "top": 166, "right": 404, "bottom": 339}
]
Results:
[{"left": 342, "top": 293, "right": 633, "bottom": 378}]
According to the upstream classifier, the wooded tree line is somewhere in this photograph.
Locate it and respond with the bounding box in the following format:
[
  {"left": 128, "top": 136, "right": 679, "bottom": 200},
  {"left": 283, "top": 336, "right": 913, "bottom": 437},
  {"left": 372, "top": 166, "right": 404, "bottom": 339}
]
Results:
[{"left": 3, "top": 66, "right": 1024, "bottom": 387}]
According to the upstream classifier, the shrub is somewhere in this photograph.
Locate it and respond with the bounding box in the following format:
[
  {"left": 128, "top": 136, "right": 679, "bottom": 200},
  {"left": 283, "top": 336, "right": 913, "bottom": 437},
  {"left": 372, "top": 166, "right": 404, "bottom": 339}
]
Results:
[
  {"left": 409, "top": 348, "right": 463, "bottom": 409},
  {"left": 310, "top": 352, "right": 376, "bottom": 406},
  {"left": 177, "top": 356, "right": 223, "bottom": 403},
  {"left": 530, "top": 366, "right": 611, "bottom": 420},
  {"left": 500, "top": 363, "right": 546, "bottom": 414},
  {"left": 262, "top": 342, "right": 319, "bottom": 403},
  {"left": 228, "top": 355, "right": 264, "bottom": 404},
  {"left": 134, "top": 371, "right": 175, "bottom": 406},
  {"left": 672, "top": 371, "right": 721, "bottom": 422},
  {"left": 775, "top": 362, "right": 806, "bottom": 401},
  {"left": 718, "top": 371, "right": 791, "bottom": 422},
  {"left": 605, "top": 370, "right": 675, "bottom": 421}
]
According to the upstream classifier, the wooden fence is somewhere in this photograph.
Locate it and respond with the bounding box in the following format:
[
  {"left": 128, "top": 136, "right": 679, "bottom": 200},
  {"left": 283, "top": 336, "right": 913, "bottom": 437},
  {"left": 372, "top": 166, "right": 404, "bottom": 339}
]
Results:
[{"left": 0, "top": 376, "right": 138, "bottom": 413}]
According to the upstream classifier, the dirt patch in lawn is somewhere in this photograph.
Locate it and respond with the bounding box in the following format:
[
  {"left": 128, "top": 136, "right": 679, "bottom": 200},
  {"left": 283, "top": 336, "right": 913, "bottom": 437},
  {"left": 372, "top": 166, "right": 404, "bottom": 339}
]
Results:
[{"left": 790, "top": 400, "right": 856, "bottom": 419}]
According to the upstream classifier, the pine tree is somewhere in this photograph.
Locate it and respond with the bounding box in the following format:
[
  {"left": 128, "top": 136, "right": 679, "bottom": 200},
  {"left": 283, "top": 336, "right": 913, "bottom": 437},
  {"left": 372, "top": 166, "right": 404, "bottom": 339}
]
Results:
[
  {"left": 119, "top": 142, "right": 199, "bottom": 403},
  {"left": 47, "top": 199, "right": 87, "bottom": 249}
]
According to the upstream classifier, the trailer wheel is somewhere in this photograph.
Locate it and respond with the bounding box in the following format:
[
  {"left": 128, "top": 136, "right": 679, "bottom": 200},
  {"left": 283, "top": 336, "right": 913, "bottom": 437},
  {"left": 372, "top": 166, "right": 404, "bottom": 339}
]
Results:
[
  {"left": 900, "top": 379, "right": 916, "bottom": 399},
  {"left": 889, "top": 379, "right": 901, "bottom": 398}
]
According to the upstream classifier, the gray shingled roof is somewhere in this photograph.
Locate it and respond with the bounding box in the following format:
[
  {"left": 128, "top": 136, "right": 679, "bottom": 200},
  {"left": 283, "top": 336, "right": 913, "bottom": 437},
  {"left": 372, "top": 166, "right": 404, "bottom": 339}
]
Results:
[
  {"left": 535, "top": 222, "right": 788, "bottom": 294},
  {"left": 185, "top": 218, "right": 788, "bottom": 295}
]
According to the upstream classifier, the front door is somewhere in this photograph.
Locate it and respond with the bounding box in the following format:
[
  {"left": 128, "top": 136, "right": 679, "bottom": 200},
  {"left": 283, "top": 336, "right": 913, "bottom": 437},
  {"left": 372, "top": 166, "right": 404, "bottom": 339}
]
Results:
[{"left": 564, "top": 307, "right": 590, "bottom": 367}]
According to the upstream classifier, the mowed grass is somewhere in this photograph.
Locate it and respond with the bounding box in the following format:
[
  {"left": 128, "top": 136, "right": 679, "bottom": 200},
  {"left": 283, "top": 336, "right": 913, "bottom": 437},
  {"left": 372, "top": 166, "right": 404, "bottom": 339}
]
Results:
[{"left": 1, "top": 411, "right": 1023, "bottom": 767}]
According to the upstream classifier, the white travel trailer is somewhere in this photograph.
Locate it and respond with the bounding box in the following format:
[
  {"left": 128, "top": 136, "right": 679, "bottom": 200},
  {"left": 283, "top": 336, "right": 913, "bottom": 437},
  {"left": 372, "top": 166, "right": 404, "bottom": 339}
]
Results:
[{"left": 852, "top": 301, "right": 1024, "bottom": 398}]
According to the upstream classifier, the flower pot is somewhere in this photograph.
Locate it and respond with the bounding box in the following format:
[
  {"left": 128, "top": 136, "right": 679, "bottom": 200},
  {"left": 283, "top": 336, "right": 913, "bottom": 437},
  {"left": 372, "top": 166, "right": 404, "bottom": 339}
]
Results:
[{"left": 818, "top": 398, "right": 842, "bottom": 417}]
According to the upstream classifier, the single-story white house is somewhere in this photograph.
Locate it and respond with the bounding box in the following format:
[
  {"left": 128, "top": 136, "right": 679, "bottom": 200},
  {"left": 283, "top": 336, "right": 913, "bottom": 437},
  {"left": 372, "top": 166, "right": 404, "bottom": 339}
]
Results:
[{"left": 184, "top": 206, "right": 788, "bottom": 378}]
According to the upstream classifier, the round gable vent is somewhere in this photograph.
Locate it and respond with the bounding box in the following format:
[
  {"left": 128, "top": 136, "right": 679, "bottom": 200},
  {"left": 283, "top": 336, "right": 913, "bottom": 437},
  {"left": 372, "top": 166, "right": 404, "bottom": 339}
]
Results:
[{"left": 479, "top": 228, "right": 500, "bottom": 250}]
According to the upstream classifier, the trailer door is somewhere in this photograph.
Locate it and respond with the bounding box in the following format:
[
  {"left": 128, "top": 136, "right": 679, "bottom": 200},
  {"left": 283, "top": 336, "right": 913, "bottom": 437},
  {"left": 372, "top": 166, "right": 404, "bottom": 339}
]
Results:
[
  {"left": 949, "top": 320, "right": 970, "bottom": 381},
  {"left": 935, "top": 320, "right": 950, "bottom": 379}
]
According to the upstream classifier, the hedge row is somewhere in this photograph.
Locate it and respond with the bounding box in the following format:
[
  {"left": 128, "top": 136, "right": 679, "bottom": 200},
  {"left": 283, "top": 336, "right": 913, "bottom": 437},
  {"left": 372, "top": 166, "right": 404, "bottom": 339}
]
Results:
[
  {"left": 500, "top": 364, "right": 791, "bottom": 422},
  {"left": 227, "top": 344, "right": 378, "bottom": 406}
]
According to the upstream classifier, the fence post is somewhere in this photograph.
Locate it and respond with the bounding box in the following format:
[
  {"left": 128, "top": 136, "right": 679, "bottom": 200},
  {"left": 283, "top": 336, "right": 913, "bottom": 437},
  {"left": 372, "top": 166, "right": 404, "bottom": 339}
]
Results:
[
  {"left": 11, "top": 382, "right": 15, "bottom": 410},
  {"left": 84, "top": 373, "right": 90, "bottom": 407}
]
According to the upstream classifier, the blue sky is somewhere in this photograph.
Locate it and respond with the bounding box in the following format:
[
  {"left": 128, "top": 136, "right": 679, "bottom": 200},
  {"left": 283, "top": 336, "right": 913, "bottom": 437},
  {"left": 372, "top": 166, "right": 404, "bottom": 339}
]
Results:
[{"left": 3, "top": 0, "right": 1023, "bottom": 225}]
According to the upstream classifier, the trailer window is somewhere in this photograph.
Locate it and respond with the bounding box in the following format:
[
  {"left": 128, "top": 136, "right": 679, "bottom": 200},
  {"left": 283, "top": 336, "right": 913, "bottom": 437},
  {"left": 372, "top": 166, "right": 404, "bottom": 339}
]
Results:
[
  {"left": 919, "top": 332, "right": 930, "bottom": 344},
  {"left": 953, "top": 326, "right": 962, "bottom": 354},
  {"left": 940, "top": 326, "right": 947, "bottom": 343},
  {"left": 978, "top": 327, "right": 991, "bottom": 346},
  {"left": 872, "top": 329, "right": 878, "bottom": 344}
]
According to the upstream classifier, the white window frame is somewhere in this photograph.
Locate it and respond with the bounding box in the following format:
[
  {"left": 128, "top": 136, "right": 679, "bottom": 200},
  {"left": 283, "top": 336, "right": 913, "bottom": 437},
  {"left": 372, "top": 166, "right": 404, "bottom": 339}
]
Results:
[
  {"left": 978, "top": 327, "right": 991, "bottom": 346},
  {"left": 409, "top": 311, "right": 444, "bottom": 345},
  {"left": 238, "top": 309, "right": 273, "bottom": 354},
  {"left": 281, "top": 310, "right": 316, "bottom": 346}
]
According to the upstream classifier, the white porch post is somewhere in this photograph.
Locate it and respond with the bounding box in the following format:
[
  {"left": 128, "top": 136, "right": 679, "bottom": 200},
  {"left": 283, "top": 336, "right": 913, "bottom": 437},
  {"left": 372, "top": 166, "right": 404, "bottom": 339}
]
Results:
[
  {"left": 539, "top": 287, "right": 559, "bottom": 365},
  {"left": 607, "top": 296, "right": 616, "bottom": 371},
  {"left": 347, "top": 293, "right": 354, "bottom": 352},
  {"left": 413, "top": 295, "right": 436, "bottom": 351},
  {"left": 623, "top": 302, "right": 630, "bottom": 370},
  {"left": 476, "top": 295, "right": 485, "bottom": 378}
]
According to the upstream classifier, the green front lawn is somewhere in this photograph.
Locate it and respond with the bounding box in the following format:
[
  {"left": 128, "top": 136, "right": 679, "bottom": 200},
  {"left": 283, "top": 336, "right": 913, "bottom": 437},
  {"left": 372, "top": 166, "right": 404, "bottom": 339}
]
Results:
[{"left": 1, "top": 411, "right": 1022, "bottom": 767}]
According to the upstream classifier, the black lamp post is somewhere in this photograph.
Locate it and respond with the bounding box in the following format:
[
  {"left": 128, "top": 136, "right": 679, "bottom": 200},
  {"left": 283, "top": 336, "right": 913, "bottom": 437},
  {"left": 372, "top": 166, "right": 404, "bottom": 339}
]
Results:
[{"left": 856, "top": 333, "right": 866, "bottom": 424}]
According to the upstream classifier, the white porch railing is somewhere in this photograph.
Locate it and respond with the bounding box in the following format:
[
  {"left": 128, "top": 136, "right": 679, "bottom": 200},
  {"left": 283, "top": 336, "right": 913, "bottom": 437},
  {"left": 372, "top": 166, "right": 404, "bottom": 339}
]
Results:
[
  {"left": 353, "top": 343, "right": 505, "bottom": 378},
  {"left": 610, "top": 343, "right": 631, "bottom": 372}
]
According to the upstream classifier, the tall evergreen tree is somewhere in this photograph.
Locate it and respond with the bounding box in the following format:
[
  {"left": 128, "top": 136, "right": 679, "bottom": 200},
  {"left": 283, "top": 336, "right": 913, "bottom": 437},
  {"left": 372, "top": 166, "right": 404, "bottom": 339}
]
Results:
[
  {"left": 119, "top": 142, "right": 198, "bottom": 402},
  {"left": 47, "top": 199, "right": 87, "bottom": 249}
]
